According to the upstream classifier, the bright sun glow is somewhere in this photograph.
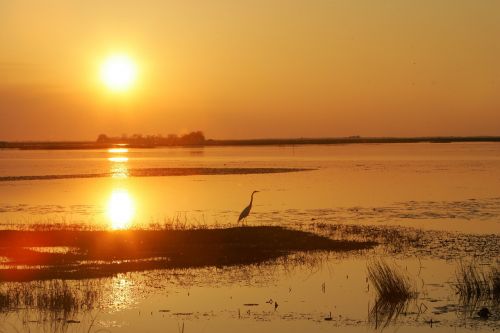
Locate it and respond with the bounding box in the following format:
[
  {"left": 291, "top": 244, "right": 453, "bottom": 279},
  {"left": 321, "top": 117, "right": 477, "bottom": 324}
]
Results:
[
  {"left": 108, "top": 156, "right": 129, "bottom": 163},
  {"left": 108, "top": 148, "right": 129, "bottom": 153},
  {"left": 100, "top": 55, "right": 137, "bottom": 92},
  {"left": 107, "top": 189, "right": 135, "bottom": 230}
]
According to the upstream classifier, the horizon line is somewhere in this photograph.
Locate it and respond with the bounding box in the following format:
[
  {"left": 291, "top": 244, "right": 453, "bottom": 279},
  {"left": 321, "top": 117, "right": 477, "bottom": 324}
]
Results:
[{"left": 2, "top": 134, "right": 500, "bottom": 143}]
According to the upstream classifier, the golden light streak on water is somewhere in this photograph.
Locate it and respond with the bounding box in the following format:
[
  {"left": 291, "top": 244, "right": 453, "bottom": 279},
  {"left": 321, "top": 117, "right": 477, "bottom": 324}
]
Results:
[
  {"left": 108, "top": 148, "right": 129, "bottom": 178},
  {"left": 108, "top": 156, "right": 129, "bottom": 163},
  {"left": 108, "top": 148, "right": 129, "bottom": 154},
  {"left": 104, "top": 273, "right": 136, "bottom": 311}
]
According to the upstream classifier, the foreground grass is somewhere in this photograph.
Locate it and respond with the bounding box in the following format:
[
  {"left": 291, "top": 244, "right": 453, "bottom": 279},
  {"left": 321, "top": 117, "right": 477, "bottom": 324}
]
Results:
[
  {"left": 454, "top": 262, "right": 500, "bottom": 303},
  {"left": 367, "top": 259, "right": 416, "bottom": 328},
  {"left": 0, "top": 280, "right": 99, "bottom": 314},
  {"left": 0, "top": 226, "right": 375, "bottom": 281},
  {"left": 367, "top": 259, "right": 415, "bottom": 302}
]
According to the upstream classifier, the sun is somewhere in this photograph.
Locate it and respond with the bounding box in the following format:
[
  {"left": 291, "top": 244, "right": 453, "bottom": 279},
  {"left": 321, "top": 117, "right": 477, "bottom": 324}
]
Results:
[{"left": 100, "top": 54, "right": 137, "bottom": 92}]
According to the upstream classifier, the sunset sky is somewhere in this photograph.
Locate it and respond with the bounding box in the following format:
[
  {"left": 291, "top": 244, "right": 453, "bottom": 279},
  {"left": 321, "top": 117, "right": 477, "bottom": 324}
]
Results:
[{"left": 1, "top": 0, "right": 499, "bottom": 140}]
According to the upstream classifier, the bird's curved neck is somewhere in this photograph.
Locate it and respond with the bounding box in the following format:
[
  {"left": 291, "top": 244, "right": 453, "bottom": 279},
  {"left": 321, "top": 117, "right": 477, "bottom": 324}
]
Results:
[{"left": 249, "top": 193, "right": 255, "bottom": 205}]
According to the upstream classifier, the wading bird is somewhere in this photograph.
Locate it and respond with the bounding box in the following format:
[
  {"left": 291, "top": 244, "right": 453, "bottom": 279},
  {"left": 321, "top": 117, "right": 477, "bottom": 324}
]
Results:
[{"left": 238, "top": 191, "right": 259, "bottom": 223}]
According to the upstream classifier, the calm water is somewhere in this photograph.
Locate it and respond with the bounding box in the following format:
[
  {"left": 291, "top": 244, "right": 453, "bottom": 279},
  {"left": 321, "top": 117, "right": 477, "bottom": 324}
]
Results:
[
  {"left": 1, "top": 143, "right": 500, "bottom": 232},
  {"left": 0, "top": 143, "right": 499, "bottom": 332}
]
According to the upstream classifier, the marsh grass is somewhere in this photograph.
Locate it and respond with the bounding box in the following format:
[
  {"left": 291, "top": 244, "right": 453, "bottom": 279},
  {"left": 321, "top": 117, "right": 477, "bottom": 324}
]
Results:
[
  {"left": 454, "top": 262, "right": 500, "bottom": 303},
  {"left": 315, "top": 223, "right": 427, "bottom": 255},
  {"left": 492, "top": 266, "right": 500, "bottom": 301},
  {"left": 0, "top": 280, "right": 100, "bottom": 316},
  {"left": 367, "top": 260, "right": 416, "bottom": 328},
  {"left": 9, "top": 214, "right": 235, "bottom": 232},
  {"left": 0, "top": 226, "right": 375, "bottom": 281},
  {"left": 314, "top": 223, "right": 500, "bottom": 262},
  {"left": 314, "top": 222, "right": 425, "bottom": 242},
  {"left": 367, "top": 259, "right": 415, "bottom": 302},
  {"left": 369, "top": 297, "right": 411, "bottom": 329}
]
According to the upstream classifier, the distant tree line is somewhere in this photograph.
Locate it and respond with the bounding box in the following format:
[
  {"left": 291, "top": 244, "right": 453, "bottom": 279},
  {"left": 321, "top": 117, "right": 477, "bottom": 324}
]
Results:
[{"left": 96, "top": 131, "right": 206, "bottom": 146}]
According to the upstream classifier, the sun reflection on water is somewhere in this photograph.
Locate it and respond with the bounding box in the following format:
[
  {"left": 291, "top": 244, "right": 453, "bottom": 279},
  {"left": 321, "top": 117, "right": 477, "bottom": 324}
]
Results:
[
  {"left": 109, "top": 161, "right": 129, "bottom": 178},
  {"left": 107, "top": 189, "right": 135, "bottom": 230},
  {"left": 106, "top": 147, "right": 135, "bottom": 229},
  {"left": 108, "top": 156, "right": 129, "bottom": 163},
  {"left": 108, "top": 147, "right": 129, "bottom": 178},
  {"left": 108, "top": 148, "right": 129, "bottom": 154},
  {"left": 104, "top": 274, "right": 136, "bottom": 311}
]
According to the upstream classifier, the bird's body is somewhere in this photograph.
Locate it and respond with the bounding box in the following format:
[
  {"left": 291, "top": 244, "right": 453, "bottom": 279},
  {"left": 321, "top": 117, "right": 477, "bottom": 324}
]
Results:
[{"left": 238, "top": 191, "right": 259, "bottom": 223}]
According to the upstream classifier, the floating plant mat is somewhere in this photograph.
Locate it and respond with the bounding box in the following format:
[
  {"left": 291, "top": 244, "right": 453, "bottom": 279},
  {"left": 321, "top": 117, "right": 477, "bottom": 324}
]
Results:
[{"left": 312, "top": 223, "right": 500, "bottom": 260}]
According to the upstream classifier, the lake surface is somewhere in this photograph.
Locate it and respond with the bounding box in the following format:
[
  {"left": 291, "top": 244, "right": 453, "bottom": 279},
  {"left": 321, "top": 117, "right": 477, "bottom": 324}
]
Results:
[
  {"left": 1, "top": 143, "right": 500, "bottom": 232},
  {"left": 0, "top": 143, "right": 499, "bottom": 332}
]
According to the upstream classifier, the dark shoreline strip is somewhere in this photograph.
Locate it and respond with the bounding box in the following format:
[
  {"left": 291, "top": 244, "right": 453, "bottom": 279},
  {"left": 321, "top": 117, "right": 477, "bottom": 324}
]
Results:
[
  {"left": 0, "top": 167, "right": 312, "bottom": 182},
  {"left": 2, "top": 136, "right": 500, "bottom": 150},
  {"left": 0, "top": 226, "right": 375, "bottom": 281}
]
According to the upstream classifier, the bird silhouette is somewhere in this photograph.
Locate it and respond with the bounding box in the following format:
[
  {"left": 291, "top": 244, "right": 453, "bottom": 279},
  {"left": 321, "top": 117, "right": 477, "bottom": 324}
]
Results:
[{"left": 238, "top": 191, "right": 259, "bottom": 223}]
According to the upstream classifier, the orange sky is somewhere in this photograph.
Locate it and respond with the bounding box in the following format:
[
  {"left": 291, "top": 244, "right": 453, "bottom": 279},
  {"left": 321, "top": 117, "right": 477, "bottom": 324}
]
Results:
[{"left": 1, "top": 1, "right": 499, "bottom": 140}]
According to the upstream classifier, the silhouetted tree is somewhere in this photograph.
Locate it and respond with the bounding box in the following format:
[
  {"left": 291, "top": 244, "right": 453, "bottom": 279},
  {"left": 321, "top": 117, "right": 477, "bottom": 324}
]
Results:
[
  {"left": 96, "top": 134, "right": 109, "bottom": 143},
  {"left": 179, "top": 131, "right": 205, "bottom": 145},
  {"left": 95, "top": 131, "right": 206, "bottom": 146}
]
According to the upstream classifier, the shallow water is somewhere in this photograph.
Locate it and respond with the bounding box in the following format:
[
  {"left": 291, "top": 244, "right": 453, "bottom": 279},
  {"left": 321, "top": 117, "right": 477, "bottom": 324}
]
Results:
[
  {"left": 0, "top": 143, "right": 499, "bottom": 332},
  {"left": 1, "top": 255, "right": 498, "bottom": 332},
  {"left": 1, "top": 143, "right": 500, "bottom": 233}
]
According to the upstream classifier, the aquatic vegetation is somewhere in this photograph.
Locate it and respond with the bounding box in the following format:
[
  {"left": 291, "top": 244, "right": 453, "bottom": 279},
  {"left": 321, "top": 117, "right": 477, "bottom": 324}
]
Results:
[
  {"left": 369, "top": 296, "right": 411, "bottom": 329},
  {"left": 367, "top": 260, "right": 417, "bottom": 328},
  {"left": 493, "top": 266, "right": 500, "bottom": 301},
  {"left": 0, "top": 227, "right": 376, "bottom": 281},
  {"left": 316, "top": 223, "right": 420, "bottom": 245},
  {"left": 0, "top": 279, "right": 100, "bottom": 315},
  {"left": 367, "top": 259, "right": 415, "bottom": 302},
  {"left": 454, "top": 262, "right": 500, "bottom": 303},
  {"left": 314, "top": 223, "right": 500, "bottom": 260}
]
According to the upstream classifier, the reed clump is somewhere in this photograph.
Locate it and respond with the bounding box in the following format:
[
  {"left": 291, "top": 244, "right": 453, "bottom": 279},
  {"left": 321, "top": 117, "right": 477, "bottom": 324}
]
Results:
[
  {"left": 492, "top": 266, "right": 500, "bottom": 301},
  {"left": 367, "top": 259, "right": 415, "bottom": 302},
  {"left": 454, "top": 262, "right": 500, "bottom": 303}
]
